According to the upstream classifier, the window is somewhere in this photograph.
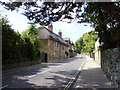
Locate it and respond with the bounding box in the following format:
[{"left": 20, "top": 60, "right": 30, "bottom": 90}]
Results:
[
  {"left": 56, "top": 42, "right": 58, "bottom": 47},
  {"left": 54, "top": 51, "right": 56, "bottom": 55}
]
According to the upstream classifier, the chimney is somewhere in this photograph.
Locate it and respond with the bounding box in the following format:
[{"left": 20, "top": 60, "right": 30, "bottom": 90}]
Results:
[
  {"left": 58, "top": 30, "right": 62, "bottom": 37},
  {"left": 48, "top": 24, "right": 53, "bottom": 32}
]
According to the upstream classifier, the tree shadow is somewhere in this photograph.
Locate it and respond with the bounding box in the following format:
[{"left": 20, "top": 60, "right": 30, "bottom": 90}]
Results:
[
  {"left": 3, "top": 68, "right": 77, "bottom": 88},
  {"left": 73, "top": 67, "right": 114, "bottom": 88},
  {"left": 2, "top": 55, "right": 89, "bottom": 89},
  {"left": 2, "top": 57, "right": 80, "bottom": 88}
]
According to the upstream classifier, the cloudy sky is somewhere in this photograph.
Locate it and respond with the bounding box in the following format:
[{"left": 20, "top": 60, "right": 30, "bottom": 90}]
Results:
[{"left": 0, "top": 3, "right": 94, "bottom": 43}]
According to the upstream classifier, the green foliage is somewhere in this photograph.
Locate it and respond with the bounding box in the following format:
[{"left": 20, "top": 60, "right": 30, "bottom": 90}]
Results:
[
  {"left": 22, "top": 24, "right": 42, "bottom": 60},
  {"left": 2, "top": 17, "right": 41, "bottom": 65},
  {"left": 74, "top": 31, "right": 98, "bottom": 54},
  {"left": 83, "top": 2, "right": 120, "bottom": 49},
  {"left": 1, "top": 2, "right": 120, "bottom": 50},
  {"left": 1, "top": 2, "right": 120, "bottom": 49},
  {"left": 27, "top": 24, "right": 38, "bottom": 36}
]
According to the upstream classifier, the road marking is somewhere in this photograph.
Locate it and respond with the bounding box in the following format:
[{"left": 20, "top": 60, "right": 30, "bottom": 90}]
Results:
[
  {"left": 57, "top": 66, "right": 60, "bottom": 67},
  {"left": 1, "top": 85, "right": 9, "bottom": 89},
  {"left": 56, "top": 63, "right": 66, "bottom": 68},
  {"left": 63, "top": 63, "right": 66, "bottom": 65},
  {"left": 37, "top": 69, "right": 51, "bottom": 74},
  {"left": 64, "top": 60, "right": 86, "bottom": 90},
  {"left": 27, "top": 69, "right": 51, "bottom": 79}
]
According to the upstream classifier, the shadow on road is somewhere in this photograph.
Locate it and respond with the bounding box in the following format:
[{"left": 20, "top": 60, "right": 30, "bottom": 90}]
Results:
[
  {"left": 74, "top": 67, "right": 113, "bottom": 88},
  {"left": 2, "top": 55, "right": 86, "bottom": 88}
]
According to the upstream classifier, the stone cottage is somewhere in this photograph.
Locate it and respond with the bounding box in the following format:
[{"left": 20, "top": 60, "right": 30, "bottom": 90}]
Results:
[
  {"left": 37, "top": 24, "right": 69, "bottom": 63},
  {"left": 63, "top": 38, "right": 76, "bottom": 57}
]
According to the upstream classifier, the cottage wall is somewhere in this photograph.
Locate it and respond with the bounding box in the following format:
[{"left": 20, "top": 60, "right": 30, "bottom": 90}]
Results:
[
  {"left": 59, "top": 44, "right": 65, "bottom": 60},
  {"left": 47, "top": 40, "right": 63, "bottom": 62},
  {"left": 40, "top": 39, "right": 48, "bottom": 53},
  {"left": 64, "top": 45, "right": 69, "bottom": 59},
  {"left": 47, "top": 40, "right": 68, "bottom": 62},
  {"left": 40, "top": 39, "right": 69, "bottom": 63}
]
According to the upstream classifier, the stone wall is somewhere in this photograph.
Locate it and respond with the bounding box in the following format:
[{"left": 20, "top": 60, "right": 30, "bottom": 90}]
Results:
[
  {"left": 101, "top": 48, "right": 120, "bottom": 88},
  {"left": 3, "top": 60, "right": 41, "bottom": 70},
  {"left": 40, "top": 39, "right": 48, "bottom": 53},
  {"left": 47, "top": 40, "right": 59, "bottom": 62},
  {"left": 41, "top": 39, "right": 68, "bottom": 63}
]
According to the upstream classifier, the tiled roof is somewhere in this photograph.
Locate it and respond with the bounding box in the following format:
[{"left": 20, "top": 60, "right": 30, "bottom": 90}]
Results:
[{"left": 37, "top": 27, "right": 68, "bottom": 46}]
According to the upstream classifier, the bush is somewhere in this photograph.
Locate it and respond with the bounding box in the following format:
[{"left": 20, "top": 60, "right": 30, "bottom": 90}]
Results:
[{"left": 2, "top": 17, "right": 41, "bottom": 65}]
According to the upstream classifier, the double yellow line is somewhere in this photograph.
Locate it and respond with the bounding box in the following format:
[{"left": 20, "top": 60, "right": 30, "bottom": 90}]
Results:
[{"left": 64, "top": 60, "right": 86, "bottom": 90}]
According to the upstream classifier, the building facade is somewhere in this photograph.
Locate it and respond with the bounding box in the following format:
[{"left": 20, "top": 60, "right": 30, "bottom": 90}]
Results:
[
  {"left": 37, "top": 25, "right": 69, "bottom": 63},
  {"left": 63, "top": 38, "right": 76, "bottom": 57}
]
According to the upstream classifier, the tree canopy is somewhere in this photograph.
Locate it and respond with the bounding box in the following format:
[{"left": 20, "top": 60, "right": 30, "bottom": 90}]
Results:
[
  {"left": 2, "top": 16, "right": 41, "bottom": 65},
  {"left": 74, "top": 31, "right": 98, "bottom": 54},
  {"left": 1, "top": 1, "right": 120, "bottom": 49},
  {"left": 1, "top": 2, "right": 119, "bottom": 25}
]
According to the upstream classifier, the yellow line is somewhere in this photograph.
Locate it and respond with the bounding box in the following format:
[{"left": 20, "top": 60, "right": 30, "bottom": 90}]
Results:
[{"left": 64, "top": 60, "right": 86, "bottom": 90}]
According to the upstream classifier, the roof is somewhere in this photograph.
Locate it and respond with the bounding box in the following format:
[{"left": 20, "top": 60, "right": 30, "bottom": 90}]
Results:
[
  {"left": 63, "top": 38, "right": 70, "bottom": 41},
  {"left": 37, "top": 27, "right": 68, "bottom": 46}
]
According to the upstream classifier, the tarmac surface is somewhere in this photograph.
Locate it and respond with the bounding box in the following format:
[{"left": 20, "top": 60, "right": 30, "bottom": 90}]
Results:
[
  {"left": 2, "top": 55, "right": 113, "bottom": 89},
  {"left": 73, "top": 56, "right": 113, "bottom": 88}
]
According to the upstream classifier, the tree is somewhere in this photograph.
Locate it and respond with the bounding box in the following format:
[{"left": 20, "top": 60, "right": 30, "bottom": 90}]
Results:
[
  {"left": 22, "top": 24, "right": 42, "bottom": 59},
  {"left": 74, "top": 31, "right": 98, "bottom": 54},
  {"left": 1, "top": 1, "right": 120, "bottom": 49},
  {"left": 82, "top": 2, "right": 120, "bottom": 49},
  {"left": 2, "top": 16, "right": 41, "bottom": 64},
  {"left": 0, "top": 2, "right": 83, "bottom": 25},
  {"left": 1, "top": 2, "right": 119, "bottom": 25},
  {"left": 28, "top": 24, "right": 38, "bottom": 36}
]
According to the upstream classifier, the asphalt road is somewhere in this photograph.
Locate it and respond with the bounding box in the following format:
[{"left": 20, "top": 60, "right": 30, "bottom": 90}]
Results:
[{"left": 2, "top": 55, "right": 86, "bottom": 89}]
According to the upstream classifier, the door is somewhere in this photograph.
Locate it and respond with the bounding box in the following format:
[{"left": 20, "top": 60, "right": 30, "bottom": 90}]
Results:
[{"left": 41, "top": 52, "right": 47, "bottom": 63}]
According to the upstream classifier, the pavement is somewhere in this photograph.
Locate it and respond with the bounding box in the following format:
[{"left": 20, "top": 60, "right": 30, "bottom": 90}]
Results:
[{"left": 73, "top": 55, "right": 113, "bottom": 88}]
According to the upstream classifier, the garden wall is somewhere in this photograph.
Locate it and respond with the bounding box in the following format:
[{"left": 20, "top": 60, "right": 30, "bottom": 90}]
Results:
[
  {"left": 2, "top": 60, "right": 41, "bottom": 70},
  {"left": 101, "top": 48, "right": 120, "bottom": 88}
]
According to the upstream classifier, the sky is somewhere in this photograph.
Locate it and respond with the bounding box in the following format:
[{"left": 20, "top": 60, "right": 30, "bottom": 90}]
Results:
[{"left": 0, "top": 3, "right": 94, "bottom": 43}]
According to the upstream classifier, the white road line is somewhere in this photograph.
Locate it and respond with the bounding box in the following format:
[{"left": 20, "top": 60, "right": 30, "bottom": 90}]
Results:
[
  {"left": 56, "top": 63, "right": 66, "bottom": 68},
  {"left": 37, "top": 69, "right": 51, "bottom": 74},
  {"left": 1, "top": 85, "right": 9, "bottom": 89},
  {"left": 63, "top": 63, "right": 66, "bottom": 65},
  {"left": 27, "top": 69, "right": 51, "bottom": 79},
  {"left": 56, "top": 66, "right": 60, "bottom": 67}
]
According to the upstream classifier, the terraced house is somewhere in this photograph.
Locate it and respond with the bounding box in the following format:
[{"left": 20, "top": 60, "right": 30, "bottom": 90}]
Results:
[
  {"left": 37, "top": 24, "right": 69, "bottom": 63},
  {"left": 63, "top": 38, "right": 76, "bottom": 58}
]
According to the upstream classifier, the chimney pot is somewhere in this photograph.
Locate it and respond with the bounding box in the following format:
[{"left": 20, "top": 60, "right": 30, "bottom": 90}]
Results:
[
  {"left": 48, "top": 24, "right": 53, "bottom": 32},
  {"left": 58, "top": 30, "right": 62, "bottom": 37}
]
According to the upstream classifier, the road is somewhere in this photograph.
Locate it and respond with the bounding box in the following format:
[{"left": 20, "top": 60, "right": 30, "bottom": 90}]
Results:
[{"left": 2, "top": 55, "right": 86, "bottom": 89}]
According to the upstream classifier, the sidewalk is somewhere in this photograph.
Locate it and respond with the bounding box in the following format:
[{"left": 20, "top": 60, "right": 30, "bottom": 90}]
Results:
[{"left": 73, "top": 56, "right": 113, "bottom": 88}]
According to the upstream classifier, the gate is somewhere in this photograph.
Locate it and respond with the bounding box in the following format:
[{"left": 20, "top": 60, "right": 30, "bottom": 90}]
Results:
[{"left": 41, "top": 52, "right": 47, "bottom": 63}]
